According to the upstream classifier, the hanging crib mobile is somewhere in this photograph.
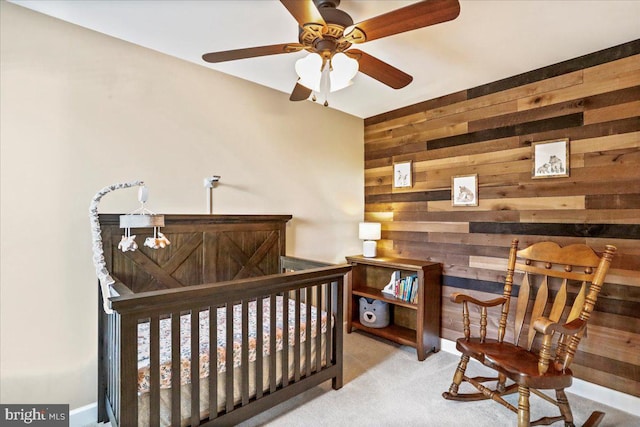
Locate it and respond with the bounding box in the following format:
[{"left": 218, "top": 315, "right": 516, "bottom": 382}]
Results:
[
  {"left": 118, "top": 185, "right": 170, "bottom": 251},
  {"left": 89, "top": 180, "right": 170, "bottom": 313}
]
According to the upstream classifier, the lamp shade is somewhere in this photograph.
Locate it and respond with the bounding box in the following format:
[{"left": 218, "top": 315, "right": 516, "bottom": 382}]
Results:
[{"left": 359, "top": 222, "right": 381, "bottom": 241}]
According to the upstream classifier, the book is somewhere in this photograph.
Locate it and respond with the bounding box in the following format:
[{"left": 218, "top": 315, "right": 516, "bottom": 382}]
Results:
[{"left": 391, "top": 274, "right": 418, "bottom": 302}]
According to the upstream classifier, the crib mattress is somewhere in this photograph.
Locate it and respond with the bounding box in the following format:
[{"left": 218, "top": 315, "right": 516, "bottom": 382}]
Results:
[{"left": 137, "top": 296, "right": 327, "bottom": 393}]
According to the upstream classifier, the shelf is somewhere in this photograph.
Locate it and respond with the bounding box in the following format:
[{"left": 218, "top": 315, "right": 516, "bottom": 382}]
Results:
[
  {"left": 351, "top": 320, "right": 417, "bottom": 348},
  {"left": 352, "top": 286, "right": 418, "bottom": 310},
  {"left": 346, "top": 255, "right": 441, "bottom": 361}
]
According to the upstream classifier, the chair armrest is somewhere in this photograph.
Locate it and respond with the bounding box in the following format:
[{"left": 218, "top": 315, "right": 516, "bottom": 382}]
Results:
[
  {"left": 533, "top": 317, "right": 586, "bottom": 336},
  {"left": 450, "top": 292, "right": 507, "bottom": 308},
  {"left": 450, "top": 293, "right": 508, "bottom": 342},
  {"left": 534, "top": 317, "right": 586, "bottom": 374}
]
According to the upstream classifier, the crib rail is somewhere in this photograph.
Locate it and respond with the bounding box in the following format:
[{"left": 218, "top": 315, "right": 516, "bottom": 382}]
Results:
[
  {"left": 99, "top": 264, "right": 349, "bottom": 427},
  {"left": 280, "top": 256, "right": 333, "bottom": 272}
]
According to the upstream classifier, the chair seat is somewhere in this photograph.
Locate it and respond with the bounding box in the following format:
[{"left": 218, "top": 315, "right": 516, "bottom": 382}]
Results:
[{"left": 456, "top": 338, "right": 573, "bottom": 389}]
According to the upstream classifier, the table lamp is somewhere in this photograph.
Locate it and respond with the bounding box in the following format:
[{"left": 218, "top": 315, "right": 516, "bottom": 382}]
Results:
[{"left": 359, "top": 222, "right": 381, "bottom": 258}]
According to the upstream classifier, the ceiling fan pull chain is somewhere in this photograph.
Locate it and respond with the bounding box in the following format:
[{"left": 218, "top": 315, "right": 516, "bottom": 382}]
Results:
[{"left": 320, "top": 59, "right": 331, "bottom": 106}]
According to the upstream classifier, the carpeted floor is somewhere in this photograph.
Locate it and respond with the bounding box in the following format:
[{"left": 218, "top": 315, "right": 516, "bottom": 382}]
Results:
[{"left": 238, "top": 331, "right": 640, "bottom": 427}]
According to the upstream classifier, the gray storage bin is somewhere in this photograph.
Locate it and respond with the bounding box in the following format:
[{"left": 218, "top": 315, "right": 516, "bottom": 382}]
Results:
[{"left": 359, "top": 297, "right": 390, "bottom": 328}]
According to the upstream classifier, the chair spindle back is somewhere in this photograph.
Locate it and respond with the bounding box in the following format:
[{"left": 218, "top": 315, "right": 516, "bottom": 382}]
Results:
[{"left": 505, "top": 240, "right": 616, "bottom": 372}]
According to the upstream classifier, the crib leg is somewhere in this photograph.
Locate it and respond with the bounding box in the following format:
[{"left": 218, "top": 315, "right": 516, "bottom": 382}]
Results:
[{"left": 332, "top": 371, "right": 343, "bottom": 390}]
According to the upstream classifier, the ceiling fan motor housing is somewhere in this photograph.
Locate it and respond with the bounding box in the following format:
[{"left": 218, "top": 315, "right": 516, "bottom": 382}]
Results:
[
  {"left": 316, "top": 2, "right": 353, "bottom": 28},
  {"left": 313, "top": 0, "right": 341, "bottom": 10},
  {"left": 299, "top": 1, "right": 354, "bottom": 56}
]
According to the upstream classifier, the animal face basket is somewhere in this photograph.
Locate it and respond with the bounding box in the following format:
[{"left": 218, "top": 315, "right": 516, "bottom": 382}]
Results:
[{"left": 359, "top": 297, "right": 390, "bottom": 328}]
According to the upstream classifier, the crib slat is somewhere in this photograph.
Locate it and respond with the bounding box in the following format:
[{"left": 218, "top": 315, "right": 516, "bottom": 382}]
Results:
[
  {"left": 118, "top": 314, "right": 122, "bottom": 419},
  {"left": 171, "top": 312, "right": 181, "bottom": 427},
  {"left": 269, "top": 294, "right": 277, "bottom": 393},
  {"left": 114, "top": 312, "right": 121, "bottom": 422},
  {"left": 282, "top": 292, "right": 289, "bottom": 388},
  {"left": 305, "top": 287, "right": 312, "bottom": 377},
  {"left": 241, "top": 300, "right": 249, "bottom": 406},
  {"left": 119, "top": 314, "right": 138, "bottom": 427},
  {"left": 294, "top": 289, "right": 301, "bottom": 382},
  {"left": 256, "top": 297, "right": 264, "bottom": 399},
  {"left": 104, "top": 313, "right": 110, "bottom": 409},
  {"left": 315, "top": 284, "right": 322, "bottom": 373},
  {"left": 209, "top": 305, "right": 218, "bottom": 420},
  {"left": 325, "top": 282, "right": 332, "bottom": 368},
  {"left": 150, "top": 315, "right": 161, "bottom": 426},
  {"left": 225, "top": 304, "right": 234, "bottom": 413},
  {"left": 98, "top": 306, "right": 107, "bottom": 423},
  {"left": 109, "top": 313, "right": 114, "bottom": 419},
  {"left": 191, "top": 310, "right": 200, "bottom": 426},
  {"left": 108, "top": 313, "right": 115, "bottom": 412},
  {"left": 333, "top": 278, "right": 344, "bottom": 389}
]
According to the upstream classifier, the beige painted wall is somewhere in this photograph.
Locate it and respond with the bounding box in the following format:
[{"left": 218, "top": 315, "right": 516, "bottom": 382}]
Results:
[{"left": 0, "top": 2, "right": 363, "bottom": 408}]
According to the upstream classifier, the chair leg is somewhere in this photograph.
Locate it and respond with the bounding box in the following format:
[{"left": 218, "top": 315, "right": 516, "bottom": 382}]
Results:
[
  {"left": 497, "top": 372, "right": 507, "bottom": 393},
  {"left": 556, "top": 388, "right": 575, "bottom": 427},
  {"left": 446, "top": 354, "right": 469, "bottom": 396},
  {"left": 583, "top": 411, "right": 605, "bottom": 427},
  {"left": 517, "top": 385, "right": 531, "bottom": 427}
]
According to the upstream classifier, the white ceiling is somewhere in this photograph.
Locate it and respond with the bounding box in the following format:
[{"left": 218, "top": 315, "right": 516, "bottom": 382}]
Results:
[{"left": 9, "top": 0, "right": 640, "bottom": 118}]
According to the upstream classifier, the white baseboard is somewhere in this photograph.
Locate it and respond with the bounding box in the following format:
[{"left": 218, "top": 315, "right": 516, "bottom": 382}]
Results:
[
  {"left": 440, "top": 338, "right": 640, "bottom": 418},
  {"left": 70, "top": 402, "right": 102, "bottom": 427}
]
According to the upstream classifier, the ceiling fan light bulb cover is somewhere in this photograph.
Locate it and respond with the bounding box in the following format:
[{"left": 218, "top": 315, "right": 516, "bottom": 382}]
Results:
[
  {"left": 330, "top": 52, "right": 358, "bottom": 91},
  {"left": 295, "top": 53, "right": 323, "bottom": 90},
  {"left": 295, "top": 52, "right": 358, "bottom": 93}
]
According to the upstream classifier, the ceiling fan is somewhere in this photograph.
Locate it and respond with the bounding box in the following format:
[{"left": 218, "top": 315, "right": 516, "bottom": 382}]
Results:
[{"left": 202, "top": 0, "right": 460, "bottom": 105}]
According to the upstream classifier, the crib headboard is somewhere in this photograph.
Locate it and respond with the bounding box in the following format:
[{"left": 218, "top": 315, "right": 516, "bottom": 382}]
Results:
[{"left": 98, "top": 214, "right": 292, "bottom": 293}]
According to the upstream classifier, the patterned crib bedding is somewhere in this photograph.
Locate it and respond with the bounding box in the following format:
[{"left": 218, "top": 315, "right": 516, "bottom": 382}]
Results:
[{"left": 137, "top": 296, "right": 327, "bottom": 394}]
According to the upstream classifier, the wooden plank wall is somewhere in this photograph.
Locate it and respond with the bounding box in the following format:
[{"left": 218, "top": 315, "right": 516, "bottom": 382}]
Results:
[{"left": 363, "top": 40, "right": 640, "bottom": 397}]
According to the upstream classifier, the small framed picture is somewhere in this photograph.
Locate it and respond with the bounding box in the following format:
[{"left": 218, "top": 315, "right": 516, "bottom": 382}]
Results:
[
  {"left": 532, "top": 138, "right": 570, "bottom": 179},
  {"left": 393, "top": 161, "right": 412, "bottom": 188},
  {"left": 452, "top": 174, "right": 478, "bottom": 207}
]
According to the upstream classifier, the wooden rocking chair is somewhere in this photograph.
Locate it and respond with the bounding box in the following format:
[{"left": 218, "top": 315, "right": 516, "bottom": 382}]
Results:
[{"left": 443, "top": 239, "right": 616, "bottom": 427}]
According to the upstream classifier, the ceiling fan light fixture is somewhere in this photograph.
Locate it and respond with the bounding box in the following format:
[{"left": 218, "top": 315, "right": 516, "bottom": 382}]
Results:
[
  {"left": 295, "top": 52, "right": 358, "bottom": 94},
  {"left": 330, "top": 52, "right": 358, "bottom": 91},
  {"left": 295, "top": 52, "right": 322, "bottom": 91}
]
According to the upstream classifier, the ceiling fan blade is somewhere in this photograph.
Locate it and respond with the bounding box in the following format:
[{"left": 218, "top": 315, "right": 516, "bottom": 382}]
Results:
[
  {"left": 346, "top": 49, "right": 413, "bottom": 89},
  {"left": 280, "top": 0, "right": 327, "bottom": 37},
  {"left": 290, "top": 82, "right": 313, "bottom": 101},
  {"left": 202, "top": 43, "right": 305, "bottom": 63},
  {"left": 343, "top": 0, "right": 460, "bottom": 43}
]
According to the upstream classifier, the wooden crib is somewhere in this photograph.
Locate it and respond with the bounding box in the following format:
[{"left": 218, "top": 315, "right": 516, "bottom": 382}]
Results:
[{"left": 97, "top": 214, "right": 349, "bottom": 426}]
